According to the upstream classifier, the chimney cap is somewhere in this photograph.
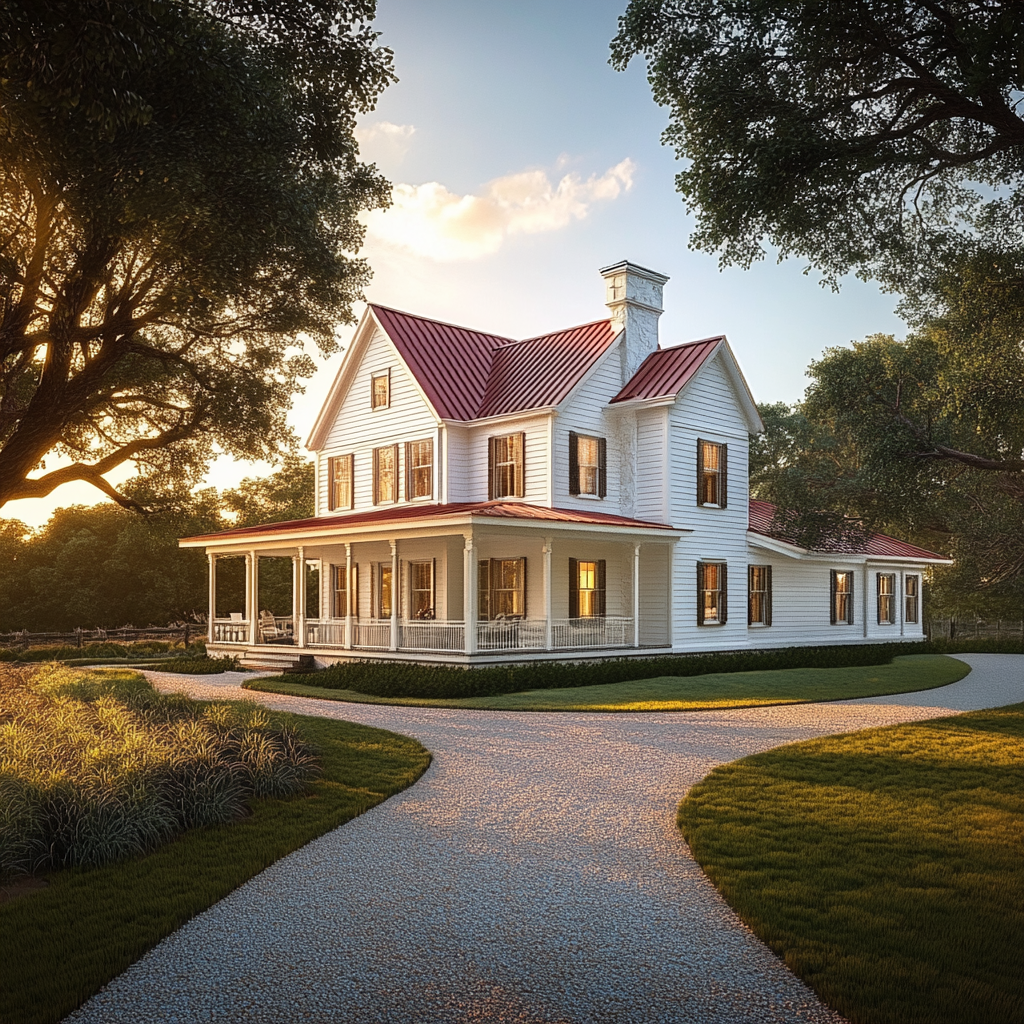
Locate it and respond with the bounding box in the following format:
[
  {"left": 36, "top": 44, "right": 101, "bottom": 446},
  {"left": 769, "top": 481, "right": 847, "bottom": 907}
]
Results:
[{"left": 599, "top": 260, "right": 670, "bottom": 285}]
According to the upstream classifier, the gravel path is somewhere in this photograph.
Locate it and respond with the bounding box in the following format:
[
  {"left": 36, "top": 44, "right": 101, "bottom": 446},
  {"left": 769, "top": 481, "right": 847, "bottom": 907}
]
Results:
[{"left": 67, "top": 654, "right": 1023, "bottom": 1024}]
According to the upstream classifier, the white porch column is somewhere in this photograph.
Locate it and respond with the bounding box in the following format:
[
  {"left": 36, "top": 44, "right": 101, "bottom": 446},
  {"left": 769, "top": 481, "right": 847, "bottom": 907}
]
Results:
[
  {"left": 207, "top": 553, "right": 216, "bottom": 643},
  {"left": 246, "top": 551, "right": 257, "bottom": 645},
  {"left": 633, "top": 542, "right": 641, "bottom": 648},
  {"left": 464, "top": 533, "right": 477, "bottom": 655},
  {"left": 294, "top": 546, "right": 306, "bottom": 648},
  {"left": 543, "top": 537, "right": 553, "bottom": 650},
  {"left": 344, "top": 543, "right": 353, "bottom": 650},
  {"left": 389, "top": 540, "right": 399, "bottom": 651}
]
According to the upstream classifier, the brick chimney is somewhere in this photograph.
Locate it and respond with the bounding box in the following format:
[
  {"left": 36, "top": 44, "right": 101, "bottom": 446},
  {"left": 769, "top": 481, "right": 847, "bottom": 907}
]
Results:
[{"left": 600, "top": 261, "right": 669, "bottom": 383}]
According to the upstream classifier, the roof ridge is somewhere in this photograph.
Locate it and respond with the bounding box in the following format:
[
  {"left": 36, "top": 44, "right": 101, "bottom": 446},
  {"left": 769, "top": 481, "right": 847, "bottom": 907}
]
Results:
[
  {"left": 370, "top": 303, "right": 516, "bottom": 344},
  {"left": 495, "top": 317, "right": 615, "bottom": 348}
]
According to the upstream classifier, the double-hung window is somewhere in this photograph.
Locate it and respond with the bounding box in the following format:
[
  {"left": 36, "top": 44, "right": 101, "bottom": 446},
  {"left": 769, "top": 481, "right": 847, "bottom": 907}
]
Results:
[
  {"left": 748, "top": 565, "right": 772, "bottom": 626},
  {"left": 409, "top": 560, "right": 435, "bottom": 619},
  {"left": 332, "top": 564, "right": 353, "bottom": 618},
  {"left": 405, "top": 439, "right": 433, "bottom": 500},
  {"left": 371, "top": 370, "right": 390, "bottom": 409},
  {"left": 831, "top": 570, "right": 855, "bottom": 624},
  {"left": 373, "top": 444, "right": 397, "bottom": 504},
  {"left": 569, "top": 558, "right": 606, "bottom": 617},
  {"left": 877, "top": 573, "right": 896, "bottom": 625},
  {"left": 697, "top": 561, "right": 727, "bottom": 625},
  {"left": 488, "top": 433, "right": 525, "bottom": 499},
  {"left": 569, "top": 433, "right": 607, "bottom": 497},
  {"left": 375, "top": 562, "right": 393, "bottom": 619},
  {"left": 905, "top": 575, "right": 920, "bottom": 623},
  {"left": 697, "top": 440, "right": 727, "bottom": 507},
  {"left": 477, "top": 558, "right": 526, "bottom": 619},
  {"left": 327, "top": 454, "right": 353, "bottom": 511}
]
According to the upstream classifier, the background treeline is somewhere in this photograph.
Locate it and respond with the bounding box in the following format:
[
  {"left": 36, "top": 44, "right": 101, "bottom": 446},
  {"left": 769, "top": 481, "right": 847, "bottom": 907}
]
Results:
[{"left": 0, "top": 458, "right": 312, "bottom": 632}]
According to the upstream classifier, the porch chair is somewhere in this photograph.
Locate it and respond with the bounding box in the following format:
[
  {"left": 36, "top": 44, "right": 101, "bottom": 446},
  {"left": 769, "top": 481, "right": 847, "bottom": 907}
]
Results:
[{"left": 259, "top": 610, "right": 292, "bottom": 645}]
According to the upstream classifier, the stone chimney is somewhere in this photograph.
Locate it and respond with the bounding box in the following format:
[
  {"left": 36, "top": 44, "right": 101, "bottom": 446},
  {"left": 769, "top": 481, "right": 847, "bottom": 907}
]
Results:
[{"left": 600, "top": 260, "right": 669, "bottom": 382}]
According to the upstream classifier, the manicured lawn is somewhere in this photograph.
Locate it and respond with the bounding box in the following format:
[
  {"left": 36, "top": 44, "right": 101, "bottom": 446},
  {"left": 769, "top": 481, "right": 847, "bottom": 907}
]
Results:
[
  {"left": 679, "top": 703, "right": 1024, "bottom": 1024},
  {"left": 245, "top": 654, "right": 969, "bottom": 711},
  {"left": 0, "top": 710, "right": 430, "bottom": 1024}
]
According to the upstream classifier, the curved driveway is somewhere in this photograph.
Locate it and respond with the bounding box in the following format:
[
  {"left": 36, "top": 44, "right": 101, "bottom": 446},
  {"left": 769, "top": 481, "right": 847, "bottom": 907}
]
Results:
[{"left": 68, "top": 654, "right": 1023, "bottom": 1024}]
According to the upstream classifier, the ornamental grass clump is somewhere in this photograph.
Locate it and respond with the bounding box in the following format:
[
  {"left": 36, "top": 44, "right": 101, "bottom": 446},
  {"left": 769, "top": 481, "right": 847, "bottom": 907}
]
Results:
[{"left": 0, "top": 665, "right": 319, "bottom": 877}]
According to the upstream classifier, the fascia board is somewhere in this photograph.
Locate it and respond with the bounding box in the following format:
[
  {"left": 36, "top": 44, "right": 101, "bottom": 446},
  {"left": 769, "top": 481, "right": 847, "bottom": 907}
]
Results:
[
  {"left": 748, "top": 532, "right": 951, "bottom": 565},
  {"left": 747, "top": 532, "right": 813, "bottom": 558},
  {"left": 715, "top": 338, "right": 764, "bottom": 434},
  {"left": 441, "top": 407, "right": 557, "bottom": 428}
]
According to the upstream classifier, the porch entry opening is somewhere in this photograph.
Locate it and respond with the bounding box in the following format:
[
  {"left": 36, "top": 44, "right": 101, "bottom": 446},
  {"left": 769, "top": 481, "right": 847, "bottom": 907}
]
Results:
[{"left": 478, "top": 558, "right": 526, "bottom": 619}]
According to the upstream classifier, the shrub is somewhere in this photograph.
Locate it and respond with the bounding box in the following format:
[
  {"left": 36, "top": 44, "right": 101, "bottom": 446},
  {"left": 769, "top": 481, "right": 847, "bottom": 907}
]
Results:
[
  {"left": 0, "top": 665, "right": 318, "bottom": 877},
  {"left": 0, "top": 641, "right": 206, "bottom": 663},
  {"left": 150, "top": 655, "right": 241, "bottom": 674}
]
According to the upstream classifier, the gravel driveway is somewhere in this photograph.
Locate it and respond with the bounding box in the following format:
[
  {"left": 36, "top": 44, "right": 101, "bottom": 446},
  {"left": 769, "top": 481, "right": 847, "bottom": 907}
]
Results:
[{"left": 67, "top": 654, "right": 1023, "bottom": 1024}]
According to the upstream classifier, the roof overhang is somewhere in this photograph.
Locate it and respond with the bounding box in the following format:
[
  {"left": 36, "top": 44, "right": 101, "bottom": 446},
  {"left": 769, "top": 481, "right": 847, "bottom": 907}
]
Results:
[{"left": 747, "top": 531, "right": 953, "bottom": 565}]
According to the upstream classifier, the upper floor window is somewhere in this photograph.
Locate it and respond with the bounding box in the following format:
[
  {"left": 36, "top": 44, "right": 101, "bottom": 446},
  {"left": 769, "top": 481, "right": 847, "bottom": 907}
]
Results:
[
  {"left": 373, "top": 444, "right": 397, "bottom": 504},
  {"left": 697, "top": 439, "right": 727, "bottom": 507},
  {"left": 831, "top": 570, "right": 854, "bottom": 624},
  {"left": 405, "top": 439, "right": 433, "bottom": 500},
  {"left": 698, "top": 561, "right": 727, "bottom": 625},
  {"left": 877, "top": 573, "right": 896, "bottom": 624},
  {"left": 371, "top": 370, "right": 390, "bottom": 410},
  {"left": 569, "top": 558, "right": 606, "bottom": 617},
  {"left": 327, "top": 453, "right": 353, "bottom": 511},
  {"left": 488, "top": 432, "right": 525, "bottom": 499},
  {"left": 478, "top": 557, "right": 526, "bottom": 619},
  {"left": 569, "top": 433, "right": 607, "bottom": 497},
  {"left": 748, "top": 565, "right": 772, "bottom": 626},
  {"left": 905, "top": 574, "right": 920, "bottom": 623}
]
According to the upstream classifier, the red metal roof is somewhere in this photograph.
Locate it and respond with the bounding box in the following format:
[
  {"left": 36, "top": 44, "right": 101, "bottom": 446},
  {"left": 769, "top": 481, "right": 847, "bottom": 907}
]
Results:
[
  {"left": 749, "top": 499, "right": 948, "bottom": 560},
  {"left": 182, "top": 501, "right": 677, "bottom": 544},
  {"left": 371, "top": 305, "right": 617, "bottom": 421},
  {"left": 609, "top": 337, "right": 722, "bottom": 403}
]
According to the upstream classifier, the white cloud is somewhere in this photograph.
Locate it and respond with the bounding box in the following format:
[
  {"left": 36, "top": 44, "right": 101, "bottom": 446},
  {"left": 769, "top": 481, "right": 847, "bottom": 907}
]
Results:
[
  {"left": 363, "top": 158, "right": 636, "bottom": 261},
  {"left": 354, "top": 121, "right": 416, "bottom": 167}
]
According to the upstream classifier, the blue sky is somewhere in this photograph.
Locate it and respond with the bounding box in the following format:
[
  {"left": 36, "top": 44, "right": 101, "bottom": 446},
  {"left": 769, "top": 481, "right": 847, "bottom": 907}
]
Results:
[{"left": 8, "top": 0, "right": 905, "bottom": 527}]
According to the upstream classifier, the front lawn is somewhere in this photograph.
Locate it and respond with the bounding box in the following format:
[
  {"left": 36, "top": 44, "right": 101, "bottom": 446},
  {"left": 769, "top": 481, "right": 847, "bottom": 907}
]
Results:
[
  {"left": 245, "top": 653, "right": 969, "bottom": 711},
  {"left": 679, "top": 703, "right": 1024, "bottom": 1024},
  {"left": 0, "top": 671, "right": 430, "bottom": 1024}
]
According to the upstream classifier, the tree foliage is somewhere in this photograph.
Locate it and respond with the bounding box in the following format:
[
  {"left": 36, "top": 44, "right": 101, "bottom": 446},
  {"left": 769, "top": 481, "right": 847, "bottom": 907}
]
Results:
[{"left": 0, "top": 1, "right": 393, "bottom": 510}]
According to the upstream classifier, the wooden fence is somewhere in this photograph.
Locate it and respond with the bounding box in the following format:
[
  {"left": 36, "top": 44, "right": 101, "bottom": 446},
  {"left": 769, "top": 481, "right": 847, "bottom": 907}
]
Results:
[
  {"left": 926, "top": 617, "right": 1024, "bottom": 640},
  {"left": 0, "top": 623, "right": 202, "bottom": 650}
]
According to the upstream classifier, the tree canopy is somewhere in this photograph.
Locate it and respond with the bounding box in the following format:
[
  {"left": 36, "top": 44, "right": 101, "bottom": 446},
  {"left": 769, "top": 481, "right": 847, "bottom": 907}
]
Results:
[{"left": 0, "top": 1, "right": 393, "bottom": 511}]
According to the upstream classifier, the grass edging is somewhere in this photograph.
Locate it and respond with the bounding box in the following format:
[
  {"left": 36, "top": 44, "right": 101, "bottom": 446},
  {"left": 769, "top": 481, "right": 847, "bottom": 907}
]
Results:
[
  {"left": 0, "top": 707, "right": 431, "bottom": 1024},
  {"left": 679, "top": 703, "right": 1024, "bottom": 1024},
  {"left": 243, "top": 654, "right": 970, "bottom": 712}
]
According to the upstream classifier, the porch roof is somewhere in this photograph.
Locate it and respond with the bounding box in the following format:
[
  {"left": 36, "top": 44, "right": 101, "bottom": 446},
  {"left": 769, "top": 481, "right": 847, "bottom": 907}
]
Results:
[{"left": 180, "top": 501, "right": 683, "bottom": 548}]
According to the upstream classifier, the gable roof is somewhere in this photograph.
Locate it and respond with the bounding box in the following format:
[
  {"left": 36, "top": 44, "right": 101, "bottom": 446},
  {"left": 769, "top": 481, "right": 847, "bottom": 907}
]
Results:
[
  {"left": 609, "top": 337, "right": 722, "bottom": 403},
  {"left": 749, "top": 499, "right": 948, "bottom": 561}
]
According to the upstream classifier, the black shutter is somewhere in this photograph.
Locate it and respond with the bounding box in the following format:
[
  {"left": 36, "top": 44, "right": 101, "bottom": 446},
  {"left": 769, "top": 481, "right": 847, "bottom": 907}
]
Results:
[
  {"left": 747, "top": 565, "right": 754, "bottom": 626},
  {"left": 765, "top": 565, "right": 773, "bottom": 626},
  {"left": 351, "top": 563, "right": 359, "bottom": 620},
  {"left": 697, "top": 562, "right": 705, "bottom": 625},
  {"left": 876, "top": 573, "right": 882, "bottom": 625},
  {"left": 847, "top": 572, "right": 855, "bottom": 624},
  {"left": 598, "top": 437, "right": 607, "bottom": 498},
  {"left": 569, "top": 558, "right": 579, "bottom": 617},
  {"left": 720, "top": 563, "right": 728, "bottom": 624},
  {"left": 478, "top": 560, "right": 490, "bottom": 620},
  {"left": 597, "top": 559, "right": 607, "bottom": 616},
  {"left": 830, "top": 570, "right": 838, "bottom": 624},
  {"left": 569, "top": 432, "right": 580, "bottom": 495},
  {"left": 327, "top": 457, "right": 336, "bottom": 511},
  {"left": 519, "top": 556, "right": 527, "bottom": 616},
  {"left": 487, "top": 438, "right": 495, "bottom": 500},
  {"left": 696, "top": 440, "right": 705, "bottom": 506},
  {"left": 515, "top": 432, "right": 526, "bottom": 497},
  {"left": 719, "top": 444, "right": 728, "bottom": 508}
]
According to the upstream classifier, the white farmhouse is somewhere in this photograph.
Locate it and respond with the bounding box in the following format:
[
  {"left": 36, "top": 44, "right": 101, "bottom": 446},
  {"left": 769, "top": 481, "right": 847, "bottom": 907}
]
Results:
[{"left": 181, "top": 261, "right": 949, "bottom": 669}]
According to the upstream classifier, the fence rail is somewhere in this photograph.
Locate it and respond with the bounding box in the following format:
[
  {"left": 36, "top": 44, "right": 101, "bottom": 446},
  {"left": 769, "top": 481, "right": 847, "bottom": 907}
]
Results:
[
  {"left": 926, "top": 617, "right": 1024, "bottom": 640},
  {"left": 0, "top": 623, "right": 202, "bottom": 649}
]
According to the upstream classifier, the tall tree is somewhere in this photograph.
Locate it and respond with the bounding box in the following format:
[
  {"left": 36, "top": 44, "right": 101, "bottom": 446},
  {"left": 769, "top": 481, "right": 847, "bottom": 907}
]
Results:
[{"left": 0, "top": 1, "right": 393, "bottom": 511}]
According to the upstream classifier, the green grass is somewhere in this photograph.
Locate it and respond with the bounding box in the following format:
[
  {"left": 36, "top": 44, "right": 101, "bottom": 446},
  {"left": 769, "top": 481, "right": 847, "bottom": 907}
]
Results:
[
  {"left": 0, "top": 704, "right": 430, "bottom": 1024},
  {"left": 244, "top": 654, "right": 969, "bottom": 712},
  {"left": 679, "top": 704, "right": 1024, "bottom": 1024}
]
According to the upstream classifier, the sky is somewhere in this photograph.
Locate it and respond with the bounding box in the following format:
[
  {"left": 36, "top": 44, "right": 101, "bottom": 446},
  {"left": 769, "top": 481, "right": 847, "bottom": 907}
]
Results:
[{"left": 6, "top": 0, "right": 906, "bottom": 529}]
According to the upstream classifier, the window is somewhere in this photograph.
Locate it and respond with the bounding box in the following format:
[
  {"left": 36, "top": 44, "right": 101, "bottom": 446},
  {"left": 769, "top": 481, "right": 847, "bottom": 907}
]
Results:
[
  {"left": 477, "top": 558, "right": 526, "bottom": 619},
  {"left": 332, "top": 564, "right": 351, "bottom": 618},
  {"left": 877, "top": 573, "right": 896, "bottom": 625},
  {"left": 410, "top": 561, "right": 435, "bottom": 619},
  {"left": 372, "top": 444, "right": 397, "bottom": 504},
  {"left": 697, "top": 561, "right": 728, "bottom": 625},
  {"left": 905, "top": 575, "right": 920, "bottom": 623},
  {"left": 405, "top": 439, "right": 433, "bottom": 500},
  {"left": 327, "top": 454, "right": 353, "bottom": 511},
  {"left": 831, "top": 570, "right": 855, "bottom": 624},
  {"left": 488, "top": 433, "right": 525, "bottom": 499},
  {"left": 371, "top": 370, "right": 390, "bottom": 409},
  {"left": 569, "top": 558, "right": 606, "bottom": 617},
  {"left": 697, "top": 440, "right": 727, "bottom": 507},
  {"left": 748, "top": 565, "right": 772, "bottom": 626},
  {"left": 375, "top": 562, "right": 393, "bottom": 619},
  {"left": 569, "top": 433, "right": 607, "bottom": 497}
]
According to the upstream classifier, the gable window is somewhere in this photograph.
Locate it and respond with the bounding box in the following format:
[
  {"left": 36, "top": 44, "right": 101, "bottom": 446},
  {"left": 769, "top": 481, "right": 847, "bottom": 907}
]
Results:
[
  {"left": 327, "top": 454, "right": 353, "bottom": 511},
  {"left": 905, "top": 575, "right": 920, "bottom": 623},
  {"left": 488, "top": 433, "right": 525, "bottom": 499},
  {"left": 697, "top": 440, "right": 727, "bottom": 507},
  {"left": 371, "top": 370, "right": 390, "bottom": 410},
  {"left": 748, "top": 565, "right": 772, "bottom": 626},
  {"left": 697, "top": 561, "right": 727, "bottom": 625},
  {"left": 410, "top": 560, "right": 435, "bottom": 619},
  {"left": 372, "top": 444, "right": 397, "bottom": 504},
  {"left": 374, "top": 562, "right": 393, "bottom": 619},
  {"left": 477, "top": 558, "right": 526, "bottom": 619},
  {"left": 877, "top": 573, "right": 896, "bottom": 625},
  {"left": 405, "top": 439, "right": 433, "bottom": 500},
  {"left": 830, "top": 570, "right": 855, "bottom": 624},
  {"left": 569, "top": 433, "right": 607, "bottom": 497},
  {"left": 569, "top": 558, "right": 606, "bottom": 617}
]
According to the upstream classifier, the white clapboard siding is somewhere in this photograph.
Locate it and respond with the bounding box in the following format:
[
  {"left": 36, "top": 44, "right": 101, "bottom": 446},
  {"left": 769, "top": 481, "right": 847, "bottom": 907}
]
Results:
[
  {"left": 635, "top": 408, "right": 668, "bottom": 523},
  {"left": 638, "top": 543, "right": 671, "bottom": 645},
  {"left": 461, "top": 414, "right": 551, "bottom": 505}
]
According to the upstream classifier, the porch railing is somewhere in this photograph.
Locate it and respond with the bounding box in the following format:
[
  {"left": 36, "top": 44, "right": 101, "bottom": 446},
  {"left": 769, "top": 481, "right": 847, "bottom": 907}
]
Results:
[
  {"left": 353, "top": 619, "right": 391, "bottom": 649},
  {"left": 552, "top": 616, "right": 634, "bottom": 649},
  {"left": 213, "top": 619, "right": 250, "bottom": 643},
  {"left": 400, "top": 619, "right": 466, "bottom": 651},
  {"left": 476, "top": 619, "right": 547, "bottom": 651}
]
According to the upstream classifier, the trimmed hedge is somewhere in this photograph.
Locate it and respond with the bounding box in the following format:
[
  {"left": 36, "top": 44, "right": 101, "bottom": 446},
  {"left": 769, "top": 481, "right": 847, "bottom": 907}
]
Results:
[
  {"left": 304, "top": 642, "right": 946, "bottom": 700},
  {"left": 145, "top": 655, "right": 241, "bottom": 674},
  {"left": 0, "top": 641, "right": 205, "bottom": 663}
]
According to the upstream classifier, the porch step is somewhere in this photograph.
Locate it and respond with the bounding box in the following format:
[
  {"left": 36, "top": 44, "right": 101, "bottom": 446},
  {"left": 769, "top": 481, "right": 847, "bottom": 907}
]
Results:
[{"left": 239, "top": 650, "right": 315, "bottom": 674}]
